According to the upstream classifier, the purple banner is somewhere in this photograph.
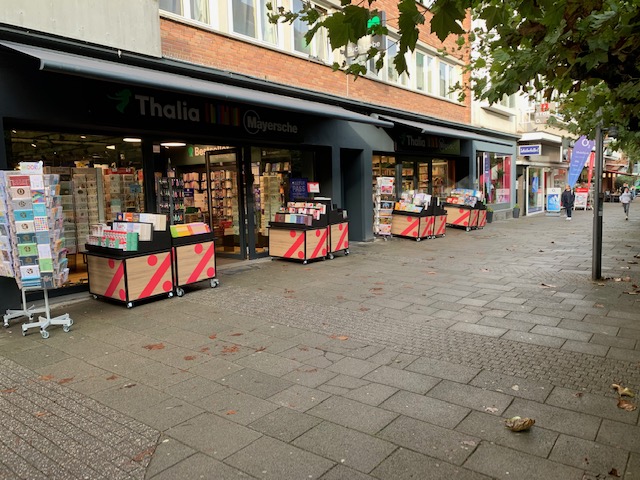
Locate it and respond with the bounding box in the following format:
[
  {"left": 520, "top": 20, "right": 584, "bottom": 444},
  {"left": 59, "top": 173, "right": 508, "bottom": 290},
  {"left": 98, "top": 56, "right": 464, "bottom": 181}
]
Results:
[
  {"left": 568, "top": 136, "right": 595, "bottom": 187},
  {"left": 483, "top": 153, "right": 491, "bottom": 201}
]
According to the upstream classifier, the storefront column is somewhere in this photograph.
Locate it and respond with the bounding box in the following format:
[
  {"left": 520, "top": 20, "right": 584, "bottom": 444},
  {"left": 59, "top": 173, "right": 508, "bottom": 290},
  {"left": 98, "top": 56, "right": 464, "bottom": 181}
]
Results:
[
  {"left": 142, "top": 140, "right": 156, "bottom": 213},
  {"left": 0, "top": 117, "right": 8, "bottom": 170},
  {"left": 330, "top": 146, "right": 342, "bottom": 208}
]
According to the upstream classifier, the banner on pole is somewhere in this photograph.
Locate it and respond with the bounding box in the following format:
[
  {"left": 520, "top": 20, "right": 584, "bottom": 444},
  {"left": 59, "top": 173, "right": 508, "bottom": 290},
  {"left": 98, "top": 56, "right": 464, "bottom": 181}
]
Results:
[{"left": 568, "top": 136, "right": 595, "bottom": 187}]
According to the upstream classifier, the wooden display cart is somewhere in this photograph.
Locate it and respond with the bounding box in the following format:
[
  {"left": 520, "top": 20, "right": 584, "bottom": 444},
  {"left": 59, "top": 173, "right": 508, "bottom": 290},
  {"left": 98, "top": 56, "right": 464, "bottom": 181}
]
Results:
[
  {"left": 443, "top": 205, "right": 479, "bottom": 232},
  {"left": 327, "top": 209, "right": 349, "bottom": 259},
  {"left": 390, "top": 212, "right": 433, "bottom": 241},
  {"left": 172, "top": 232, "right": 219, "bottom": 296},
  {"left": 86, "top": 231, "right": 174, "bottom": 308},
  {"left": 268, "top": 224, "right": 328, "bottom": 264},
  {"left": 475, "top": 209, "right": 487, "bottom": 229}
]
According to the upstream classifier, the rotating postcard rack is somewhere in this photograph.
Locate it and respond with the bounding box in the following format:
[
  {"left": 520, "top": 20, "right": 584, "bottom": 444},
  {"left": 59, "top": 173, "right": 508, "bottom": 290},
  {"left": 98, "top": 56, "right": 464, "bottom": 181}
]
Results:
[{"left": 0, "top": 162, "right": 73, "bottom": 338}]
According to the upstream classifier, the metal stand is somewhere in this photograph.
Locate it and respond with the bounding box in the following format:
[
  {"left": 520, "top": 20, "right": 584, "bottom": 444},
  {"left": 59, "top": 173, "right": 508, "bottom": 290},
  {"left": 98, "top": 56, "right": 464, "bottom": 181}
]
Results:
[
  {"left": 3, "top": 286, "right": 47, "bottom": 328},
  {"left": 20, "top": 288, "right": 73, "bottom": 339}
]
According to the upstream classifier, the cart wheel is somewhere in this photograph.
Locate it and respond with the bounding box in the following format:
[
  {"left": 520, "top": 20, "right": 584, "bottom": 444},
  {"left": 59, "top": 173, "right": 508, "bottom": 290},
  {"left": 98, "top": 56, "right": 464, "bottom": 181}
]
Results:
[
  {"left": 126, "top": 302, "right": 134, "bottom": 309},
  {"left": 92, "top": 295, "right": 98, "bottom": 300},
  {"left": 416, "top": 237, "right": 421, "bottom": 242},
  {"left": 68, "top": 318, "right": 74, "bottom": 326},
  {"left": 210, "top": 279, "right": 219, "bottom": 288},
  {"left": 40, "top": 330, "right": 50, "bottom": 339},
  {"left": 345, "top": 249, "right": 350, "bottom": 255},
  {"left": 466, "top": 227, "right": 470, "bottom": 232},
  {"left": 63, "top": 325, "right": 71, "bottom": 333},
  {"left": 303, "top": 260, "right": 308, "bottom": 265},
  {"left": 167, "top": 291, "right": 174, "bottom": 298},
  {"left": 328, "top": 253, "right": 334, "bottom": 260},
  {"left": 176, "top": 287, "right": 185, "bottom": 297},
  {"left": 21, "top": 327, "right": 27, "bottom": 336}
]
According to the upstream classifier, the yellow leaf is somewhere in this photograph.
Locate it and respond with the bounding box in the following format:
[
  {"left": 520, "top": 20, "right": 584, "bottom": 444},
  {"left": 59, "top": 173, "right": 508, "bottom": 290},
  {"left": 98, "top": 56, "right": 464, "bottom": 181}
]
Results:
[
  {"left": 617, "top": 399, "right": 637, "bottom": 411},
  {"left": 504, "top": 416, "right": 535, "bottom": 431},
  {"left": 612, "top": 384, "right": 635, "bottom": 397}
]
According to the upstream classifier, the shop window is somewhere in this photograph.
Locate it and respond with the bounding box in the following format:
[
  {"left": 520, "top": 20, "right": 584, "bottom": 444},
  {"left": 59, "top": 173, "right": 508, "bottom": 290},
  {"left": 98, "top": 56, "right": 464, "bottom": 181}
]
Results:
[
  {"left": 232, "top": 0, "right": 278, "bottom": 44},
  {"left": 528, "top": 167, "right": 544, "bottom": 213},
  {"left": 433, "top": 159, "right": 454, "bottom": 198},
  {"left": 480, "top": 153, "right": 511, "bottom": 204}
]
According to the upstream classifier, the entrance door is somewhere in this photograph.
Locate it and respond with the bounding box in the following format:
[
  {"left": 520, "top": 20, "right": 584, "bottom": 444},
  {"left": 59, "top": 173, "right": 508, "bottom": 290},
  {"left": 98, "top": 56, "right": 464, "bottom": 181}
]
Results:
[{"left": 205, "top": 149, "right": 246, "bottom": 259}]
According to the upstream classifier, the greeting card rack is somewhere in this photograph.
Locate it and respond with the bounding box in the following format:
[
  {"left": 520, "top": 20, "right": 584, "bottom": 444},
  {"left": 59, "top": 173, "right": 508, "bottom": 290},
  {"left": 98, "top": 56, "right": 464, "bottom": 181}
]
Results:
[{"left": 0, "top": 163, "right": 73, "bottom": 338}]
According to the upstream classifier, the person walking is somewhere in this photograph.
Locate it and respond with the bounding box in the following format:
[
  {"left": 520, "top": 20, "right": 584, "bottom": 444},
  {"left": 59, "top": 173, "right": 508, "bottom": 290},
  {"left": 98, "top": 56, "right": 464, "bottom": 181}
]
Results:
[
  {"left": 620, "top": 187, "right": 632, "bottom": 220},
  {"left": 561, "top": 184, "right": 575, "bottom": 220}
]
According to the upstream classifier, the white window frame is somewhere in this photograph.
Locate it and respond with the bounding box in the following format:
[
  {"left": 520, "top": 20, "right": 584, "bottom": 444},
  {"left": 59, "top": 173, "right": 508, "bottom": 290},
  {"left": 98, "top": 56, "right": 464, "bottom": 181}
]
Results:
[
  {"left": 159, "top": 0, "right": 218, "bottom": 28},
  {"left": 228, "top": 0, "right": 281, "bottom": 46},
  {"left": 415, "top": 51, "right": 435, "bottom": 94},
  {"left": 291, "top": 0, "right": 331, "bottom": 63}
]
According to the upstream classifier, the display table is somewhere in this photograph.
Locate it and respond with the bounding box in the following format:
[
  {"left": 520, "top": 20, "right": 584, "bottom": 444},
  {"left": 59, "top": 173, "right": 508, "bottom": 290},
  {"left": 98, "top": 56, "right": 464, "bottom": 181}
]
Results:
[
  {"left": 268, "top": 224, "right": 328, "bottom": 264},
  {"left": 390, "top": 202, "right": 447, "bottom": 241},
  {"left": 172, "top": 232, "right": 219, "bottom": 296},
  {"left": 443, "top": 205, "right": 480, "bottom": 231}
]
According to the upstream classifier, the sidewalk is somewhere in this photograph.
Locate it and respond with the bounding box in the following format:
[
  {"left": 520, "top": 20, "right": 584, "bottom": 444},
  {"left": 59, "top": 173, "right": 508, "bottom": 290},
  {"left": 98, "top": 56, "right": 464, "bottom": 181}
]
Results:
[{"left": 1, "top": 203, "right": 639, "bottom": 480}]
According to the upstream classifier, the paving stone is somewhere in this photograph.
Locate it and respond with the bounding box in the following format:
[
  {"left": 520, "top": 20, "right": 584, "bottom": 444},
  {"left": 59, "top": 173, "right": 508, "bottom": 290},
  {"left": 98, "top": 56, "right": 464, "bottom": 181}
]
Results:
[
  {"left": 235, "top": 351, "right": 304, "bottom": 377},
  {"left": 503, "top": 311, "right": 562, "bottom": 327},
  {"left": 503, "top": 398, "right": 601, "bottom": 440},
  {"left": 607, "top": 347, "right": 640, "bottom": 363},
  {"left": 626, "top": 453, "right": 640, "bottom": 479},
  {"left": 405, "top": 357, "right": 481, "bottom": 384},
  {"left": 589, "top": 334, "right": 636, "bottom": 350},
  {"left": 501, "top": 330, "right": 566, "bottom": 348},
  {"left": 281, "top": 366, "right": 338, "bottom": 388},
  {"left": 379, "top": 390, "right": 470, "bottom": 429},
  {"left": 596, "top": 420, "right": 640, "bottom": 454},
  {"left": 530, "top": 307, "right": 587, "bottom": 321},
  {"left": 529, "top": 325, "right": 592, "bottom": 342},
  {"left": 217, "top": 369, "right": 294, "bottom": 399},
  {"left": 469, "top": 370, "right": 552, "bottom": 403},
  {"left": 449, "top": 323, "right": 507, "bottom": 337},
  {"left": 148, "top": 452, "right": 251, "bottom": 479},
  {"left": 561, "top": 340, "right": 609, "bottom": 356},
  {"left": 144, "top": 437, "right": 196, "bottom": 479},
  {"left": 319, "top": 465, "right": 376, "bottom": 480},
  {"left": 463, "top": 442, "right": 584, "bottom": 480},
  {"left": 279, "top": 345, "right": 326, "bottom": 362},
  {"left": 343, "top": 383, "right": 398, "bottom": 406},
  {"left": 549, "top": 433, "right": 629, "bottom": 476},
  {"left": 377, "top": 415, "right": 479, "bottom": 466},
  {"left": 195, "top": 388, "right": 279, "bottom": 425},
  {"left": 165, "top": 412, "right": 261, "bottom": 460},
  {"left": 478, "top": 316, "right": 533, "bottom": 332},
  {"left": 185, "top": 357, "right": 245, "bottom": 381},
  {"left": 306, "top": 396, "right": 398, "bottom": 435},
  {"left": 91, "top": 383, "right": 172, "bottom": 416},
  {"left": 225, "top": 436, "right": 334, "bottom": 480},
  {"left": 161, "top": 376, "right": 226, "bottom": 402},
  {"left": 248, "top": 407, "right": 322, "bottom": 442},
  {"left": 131, "top": 397, "right": 204, "bottom": 431},
  {"left": 455, "top": 411, "right": 558, "bottom": 458},
  {"left": 326, "top": 357, "right": 379, "bottom": 378},
  {"left": 557, "top": 319, "right": 619, "bottom": 336},
  {"left": 267, "top": 384, "right": 332, "bottom": 412},
  {"left": 293, "top": 421, "right": 396, "bottom": 473},
  {"left": 362, "top": 365, "right": 441, "bottom": 394},
  {"left": 427, "top": 380, "right": 514, "bottom": 415},
  {"left": 323, "top": 374, "right": 370, "bottom": 391},
  {"left": 371, "top": 447, "right": 490, "bottom": 480}
]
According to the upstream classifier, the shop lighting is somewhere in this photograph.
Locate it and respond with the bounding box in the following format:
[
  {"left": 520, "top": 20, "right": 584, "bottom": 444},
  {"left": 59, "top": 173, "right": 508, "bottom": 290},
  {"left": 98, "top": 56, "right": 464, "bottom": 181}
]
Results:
[
  {"left": 123, "top": 137, "right": 142, "bottom": 143},
  {"left": 161, "top": 142, "right": 186, "bottom": 147},
  {"left": 106, "top": 145, "right": 116, "bottom": 150},
  {"left": 80, "top": 135, "right": 87, "bottom": 139},
  {"left": 31, "top": 143, "right": 37, "bottom": 148}
]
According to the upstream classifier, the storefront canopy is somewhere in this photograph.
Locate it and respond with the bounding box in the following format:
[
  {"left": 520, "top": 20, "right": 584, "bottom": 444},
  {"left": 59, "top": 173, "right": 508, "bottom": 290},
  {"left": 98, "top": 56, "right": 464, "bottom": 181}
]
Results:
[
  {"left": 378, "top": 114, "right": 514, "bottom": 146},
  {"left": 0, "top": 41, "right": 392, "bottom": 128}
]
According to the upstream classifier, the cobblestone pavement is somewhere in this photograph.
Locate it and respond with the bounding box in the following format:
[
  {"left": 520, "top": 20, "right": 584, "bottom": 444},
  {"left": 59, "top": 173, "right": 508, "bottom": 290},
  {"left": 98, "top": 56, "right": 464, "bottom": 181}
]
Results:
[{"left": 1, "top": 203, "right": 639, "bottom": 480}]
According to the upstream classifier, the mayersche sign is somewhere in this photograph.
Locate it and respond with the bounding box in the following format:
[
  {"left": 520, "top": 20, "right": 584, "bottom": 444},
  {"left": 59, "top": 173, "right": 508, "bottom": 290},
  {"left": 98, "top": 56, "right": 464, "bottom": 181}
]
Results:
[{"left": 101, "top": 87, "right": 302, "bottom": 139}]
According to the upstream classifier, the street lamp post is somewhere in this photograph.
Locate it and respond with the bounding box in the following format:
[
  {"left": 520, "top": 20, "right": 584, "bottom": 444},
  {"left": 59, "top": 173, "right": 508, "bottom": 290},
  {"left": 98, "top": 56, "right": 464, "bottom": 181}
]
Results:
[{"left": 592, "top": 123, "right": 604, "bottom": 280}]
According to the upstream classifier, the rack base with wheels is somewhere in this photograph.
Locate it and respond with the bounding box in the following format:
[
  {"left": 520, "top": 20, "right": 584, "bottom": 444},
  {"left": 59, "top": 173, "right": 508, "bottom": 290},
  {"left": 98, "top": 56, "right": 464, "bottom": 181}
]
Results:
[
  {"left": 433, "top": 214, "right": 447, "bottom": 237},
  {"left": 475, "top": 210, "right": 487, "bottom": 229},
  {"left": 390, "top": 213, "right": 433, "bottom": 241},
  {"left": 268, "top": 225, "right": 328, "bottom": 264},
  {"left": 327, "top": 220, "right": 349, "bottom": 259},
  {"left": 3, "top": 286, "right": 46, "bottom": 328},
  {"left": 443, "top": 205, "right": 479, "bottom": 231},
  {"left": 172, "top": 232, "right": 219, "bottom": 297},
  {"left": 20, "top": 288, "right": 73, "bottom": 339}
]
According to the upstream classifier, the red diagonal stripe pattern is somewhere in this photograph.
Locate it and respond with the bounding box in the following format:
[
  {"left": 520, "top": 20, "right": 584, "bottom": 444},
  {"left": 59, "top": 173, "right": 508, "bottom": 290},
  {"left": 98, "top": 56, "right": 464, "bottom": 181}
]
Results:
[
  {"left": 310, "top": 229, "right": 328, "bottom": 258},
  {"left": 452, "top": 210, "right": 470, "bottom": 225},
  {"left": 436, "top": 216, "right": 446, "bottom": 235},
  {"left": 187, "top": 242, "right": 215, "bottom": 284},
  {"left": 421, "top": 217, "right": 434, "bottom": 238},
  {"left": 139, "top": 253, "right": 172, "bottom": 299},
  {"left": 104, "top": 261, "right": 124, "bottom": 298},
  {"left": 283, "top": 231, "right": 305, "bottom": 258},
  {"left": 336, "top": 224, "right": 348, "bottom": 250},
  {"left": 400, "top": 218, "right": 420, "bottom": 236}
]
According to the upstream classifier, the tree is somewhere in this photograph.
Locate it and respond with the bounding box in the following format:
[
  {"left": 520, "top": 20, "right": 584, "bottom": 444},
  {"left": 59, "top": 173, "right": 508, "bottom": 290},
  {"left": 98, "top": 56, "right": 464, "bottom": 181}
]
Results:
[{"left": 269, "top": 0, "right": 640, "bottom": 148}]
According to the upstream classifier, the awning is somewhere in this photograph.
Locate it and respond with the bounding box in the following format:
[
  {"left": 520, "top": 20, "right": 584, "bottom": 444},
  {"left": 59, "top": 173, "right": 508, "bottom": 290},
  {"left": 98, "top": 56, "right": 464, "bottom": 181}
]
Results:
[
  {"left": 378, "top": 114, "right": 514, "bottom": 146},
  {"left": 0, "top": 41, "right": 392, "bottom": 128}
]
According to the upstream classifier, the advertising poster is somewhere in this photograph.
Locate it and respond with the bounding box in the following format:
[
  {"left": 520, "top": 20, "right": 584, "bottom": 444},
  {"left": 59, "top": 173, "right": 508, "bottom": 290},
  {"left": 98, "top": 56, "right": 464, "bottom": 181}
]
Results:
[
  {"left": 289, "top": 178, "right": 308, "bottom": 200},
  {"left": 547, "top": 188, "right": 561, "bottom": 212},
  {"left": 574, "top": 187, "right": 589, "bottom": 209}
]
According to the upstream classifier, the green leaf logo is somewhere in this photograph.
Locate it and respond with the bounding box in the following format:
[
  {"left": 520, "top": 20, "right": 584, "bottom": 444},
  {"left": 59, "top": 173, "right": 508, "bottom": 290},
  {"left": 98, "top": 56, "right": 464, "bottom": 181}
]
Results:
[{"left": 107, "top": 89, "right": 133, "bottom": 113}]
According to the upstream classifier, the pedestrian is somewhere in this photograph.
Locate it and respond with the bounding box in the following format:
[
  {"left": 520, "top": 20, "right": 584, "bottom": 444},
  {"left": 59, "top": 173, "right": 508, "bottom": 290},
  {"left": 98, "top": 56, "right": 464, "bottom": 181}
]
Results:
[
  {"left": 561, "top": 184, "right": 575, "bottom": 220},
  {"left": 620, "top": 187, "right": 632, "bottom": 220}
]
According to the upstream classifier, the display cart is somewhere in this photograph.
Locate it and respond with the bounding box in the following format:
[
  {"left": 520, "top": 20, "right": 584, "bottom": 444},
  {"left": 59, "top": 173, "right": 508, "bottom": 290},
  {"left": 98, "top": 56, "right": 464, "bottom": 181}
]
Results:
[
  {"left": 390, "top": 200, "right": 448, "bottom": 241},
  {"left": 268, "top": 224, "right": 328, "bottom": 264},
  {"left": 327, "top": 210, "right": 349, "bottom": 259},
  {"left": 86, "top": 229, "right": 175, "bottom": 308},
  {"left": 172, "top": 231, "right": 219, "bottom": 297},
  {"left": 474, "top": 207, "right": 487, "bottom": 229}
]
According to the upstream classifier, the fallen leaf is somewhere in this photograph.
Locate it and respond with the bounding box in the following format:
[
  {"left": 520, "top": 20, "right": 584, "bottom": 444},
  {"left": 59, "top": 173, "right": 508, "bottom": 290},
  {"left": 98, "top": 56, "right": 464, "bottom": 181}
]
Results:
[
  {"left": 38, "top": 375, "right": 55, "bottom": 381},
  {"left": 511, "top": 385, "right": 519, "bottom": 391},
  {"left": 359, "top": 307, "right": 370, "bottom": 312},
  {"left": 613, "top": 278, "right": 623, "bottom": 282},
  {"left": 284, "top": 289, "right": 294, "bottom": 294},
  {"left": 540, "top": 283, "right": 556, "bottom": 288},
  {"left": 122, "top": 383, "right": 137, "bottom": 389},
  {"left": 624, "top": 291, "right": 639, "bottom": 295},
  {"left": 595, "top": 303, "right": 604, "bottom": 308},
  {"left": 132, "top": 447, "right": 156, "bottom": 463},
  {"left": 229, "top": 333, "right": 243, "bottom": 337},
  {"left": 504, "top": 416, "right": 535, "bottom": 431},
  {"left": 370, "top": 287, "right": 383, "bottom": 291},
  {"left": 254, "top": 347, "right": 267, "bottom": 352},
  {"left": 628, "top": 261, "right": 638, "bottom": 264},
  {"left": 481, "top": 268, "right": 490, "bottom": 272},
  {"left": 57, "top": 377, "right": 74, "bottom": 385},
  {"left": 143, "top": 343, "right": 165, "bottom": 350},
  {"left": 34, "top": 411, "right": 49, "bottom": 418},
  {"left": 461, "top": 440, "right": 477, "bottom": 447},
  {"left": 426, "top": 271, "right": 437, "bottom": 275},
  {"left": 574, "top": 392, "right": 583, "bottom": 398},
  {"left": 208, "top": 334, "right": 217, "bottom": 340},
  {"left": 1, "top": 388, "right": 17, "bottom": 394},
  {"left": 612, "top": 384, "right": 635, "bottom": 397},
  {"left": 183, "top": 356, "right": 196, "bottom": 361},
  {"left": 199, "top": 347, "right": 210, "bottom": 353},
  {"left": 222, "top": 345, "right": 239, "bottom": 354},
  {"left": 226, "top": 410, "right": 237, "bottom": 415},
  {"left": 330, "top": 335, "right": 349, "bottom": 341},
  {"left": 617, "top": 398, "right": 637, "bottom": 411},
  {"left": 485, "top": 407, "right": 499, "bottom": 413},
  {"left": 106, "top": 375, "right": 118, "bottom": 381},
  {"left": 597, "top": 283, "right": 606, "bottom": 286},
  {"left": 609, "top": 467, "right": 621, "bottom": 477}
]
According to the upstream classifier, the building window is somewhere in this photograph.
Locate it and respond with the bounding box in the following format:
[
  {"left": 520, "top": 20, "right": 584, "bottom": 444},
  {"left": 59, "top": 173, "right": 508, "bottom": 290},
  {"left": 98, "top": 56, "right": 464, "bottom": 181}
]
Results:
[
  {"left": 232, "top": 0, "right": 278, "bottom": 44},
  {"left": 416, "top": 52, "right": 434, "bottom": 93},
  {"left": 292, "top": 0, "right": 329, "bottom": 61},
  {"left": 160, "top": 0, "right": 211, "bottom": 24}
]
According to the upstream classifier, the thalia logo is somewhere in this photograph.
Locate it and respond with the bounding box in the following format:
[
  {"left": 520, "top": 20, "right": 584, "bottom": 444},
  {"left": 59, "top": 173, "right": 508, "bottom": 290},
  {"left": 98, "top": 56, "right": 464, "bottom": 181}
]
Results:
[
  {"left": 243, "top": 110, "right": 298, "bottom": 135},
  {"left": 134, "top": 95, "right": 200, "bottom": 122}
]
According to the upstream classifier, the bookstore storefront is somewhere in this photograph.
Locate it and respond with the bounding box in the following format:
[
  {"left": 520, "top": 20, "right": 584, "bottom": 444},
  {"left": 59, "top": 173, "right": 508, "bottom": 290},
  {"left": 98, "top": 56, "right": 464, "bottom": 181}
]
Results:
[{"left": 0, "top": 41, "right": 390, "bottom": 309}]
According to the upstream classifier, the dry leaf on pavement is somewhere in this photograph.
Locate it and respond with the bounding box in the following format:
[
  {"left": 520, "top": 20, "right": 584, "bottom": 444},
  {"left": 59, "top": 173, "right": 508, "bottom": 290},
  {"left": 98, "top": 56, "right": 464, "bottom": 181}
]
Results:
[
  {"left": 504, "top": 416, "right": 535, "bottom": 432},
  {"left": 485, "top": 407, "right": 499, "bottom": 413},
  {"left": 612, "top": 384, "right": 635, "bottom": 397},
  {"left": 329, "top": 335, "right": 349, "bottom": 341},
  {"left": 617, "top": 399, "right": 637, "bottom": 411},
  {"left": 540, "top": 283, "right": 556, "bottom": 288},
  {"left": 609, "top": 468, "right": 621, "bottom": 477}
]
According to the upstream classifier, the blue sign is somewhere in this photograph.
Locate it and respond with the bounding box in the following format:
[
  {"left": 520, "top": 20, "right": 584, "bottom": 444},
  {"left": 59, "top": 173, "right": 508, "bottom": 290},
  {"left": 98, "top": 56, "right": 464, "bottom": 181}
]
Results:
[
  {"left": 518, "top": 144, "right": 542, "bottom": 156},
  {"left": 289, "top": 178, "right": 308, "bottom": 200},
  {"left": 567, "top": 135, "right": 595, "bottom": 187},
  {"left": 546, "top": 188, "right": 561, "bottom": 212}
]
